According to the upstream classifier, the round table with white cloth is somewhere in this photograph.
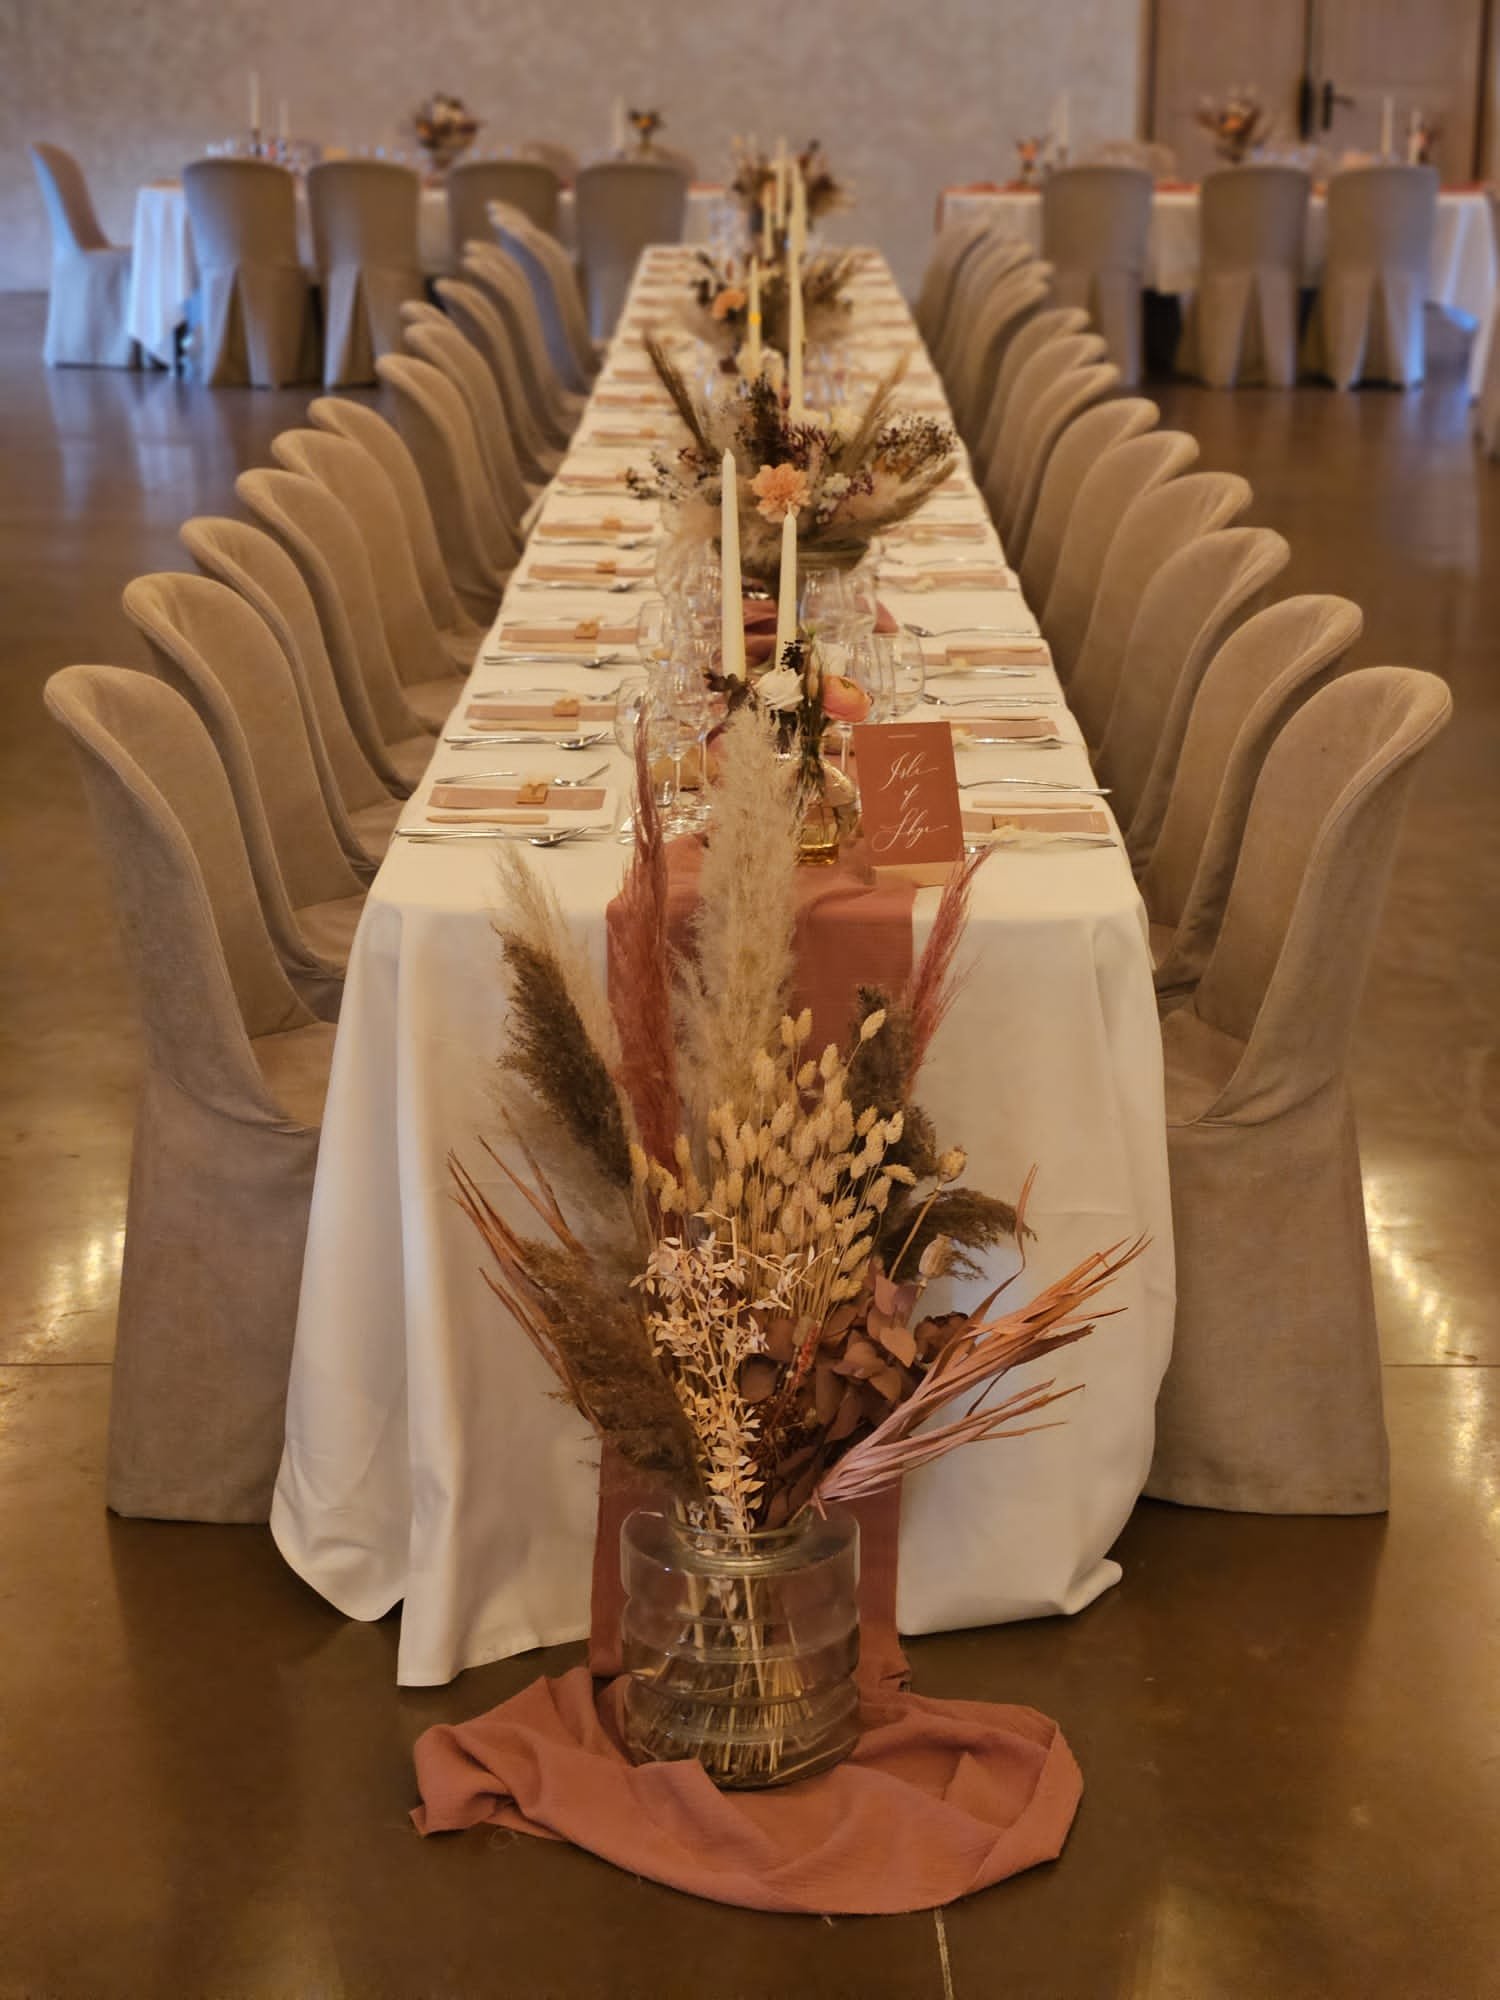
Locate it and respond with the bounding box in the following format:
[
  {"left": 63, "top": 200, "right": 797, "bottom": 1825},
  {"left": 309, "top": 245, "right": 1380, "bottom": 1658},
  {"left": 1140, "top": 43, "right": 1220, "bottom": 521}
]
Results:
[
  {"left": 937, "top": 184, "right": 1497, "bottom": 325},
  {"left": 124, "top": 179, "right": 726, "bottom": 368}
]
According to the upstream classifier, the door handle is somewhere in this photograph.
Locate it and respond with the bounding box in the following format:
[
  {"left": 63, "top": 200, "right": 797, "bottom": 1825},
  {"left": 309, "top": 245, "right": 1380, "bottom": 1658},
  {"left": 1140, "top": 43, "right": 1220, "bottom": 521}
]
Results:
[{"left": 1320, "top": 79, "right": 1357, "bottom": 131}]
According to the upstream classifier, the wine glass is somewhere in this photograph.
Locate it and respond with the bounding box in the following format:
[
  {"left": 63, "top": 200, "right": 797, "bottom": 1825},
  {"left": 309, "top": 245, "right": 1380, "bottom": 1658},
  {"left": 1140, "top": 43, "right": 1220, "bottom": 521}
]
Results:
[
  {"left": 800, "top": 569, "right": 851, "bottom": 644},
  {"left": 661, "top": 643, "right": 727, "bottom": 829},
  {"left": 845, "top": 634, "right": 898, "bottom": 724},
  {"left": 889, "top": 629, "right": 927, "bottom": 716},
  {"left": 615, "top": 674, "right": 694, "bottom": 831}
]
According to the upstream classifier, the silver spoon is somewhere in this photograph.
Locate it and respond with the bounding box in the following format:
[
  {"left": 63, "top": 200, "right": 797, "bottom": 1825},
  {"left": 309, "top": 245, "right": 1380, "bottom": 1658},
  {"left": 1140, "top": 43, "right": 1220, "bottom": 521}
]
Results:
[
  {"left": 443, "top": 730, "right": 613, "bottom": 751},
  {"left": 434, "top": 762, "right": 610, "bottom": 788},
  {"left": 514, "top": 578, "right": 645, "bottom": 594},
  {"left": 480, "top": 651, "right": 627, "bottom": 668},
  {"left": 904, "top": 622, "right": 1043, "bottom": 640},
  {"left": 924, "top": 692, "right": 1059, "bottom": 707},
  {"left": 957, "top": 777, "right": 1111, "bottom": 795},
  {"left": 397, "top": 825, "right": 604, "bottom": 847}
]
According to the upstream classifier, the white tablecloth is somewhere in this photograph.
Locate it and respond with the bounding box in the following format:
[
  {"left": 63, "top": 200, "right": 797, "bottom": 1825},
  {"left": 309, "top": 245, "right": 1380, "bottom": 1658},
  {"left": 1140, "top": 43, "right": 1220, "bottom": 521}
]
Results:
[
  {"left": 938, "top": 186, "right": 1497, "bottom": 323},
  {"left": 270, "top": 247, "right": 1175, "bottom": 1685},
  {"left": 124, "top": 180, "right": 726, "bottom": 368}
]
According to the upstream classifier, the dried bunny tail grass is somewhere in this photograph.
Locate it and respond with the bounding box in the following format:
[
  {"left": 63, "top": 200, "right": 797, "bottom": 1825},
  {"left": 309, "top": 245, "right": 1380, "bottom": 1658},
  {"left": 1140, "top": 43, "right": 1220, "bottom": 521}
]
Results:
[
  {"left": 676, "top": 708, "right": 800, "bottom": 1125},
  {"left": 609, "top": 727, "right": 681, "bottom": 1165},
  {"left": 904, "top": 843, "right": 990, "bottom": 1087},
  {"left": 832, "top": 353, "right": 910, "bottom": 469},
  {"left": 494, "top": 844, "right": 621, "bottom": 1075},
  {"left": 497, "top": 930, "right": 634, "bottom": 1191}
]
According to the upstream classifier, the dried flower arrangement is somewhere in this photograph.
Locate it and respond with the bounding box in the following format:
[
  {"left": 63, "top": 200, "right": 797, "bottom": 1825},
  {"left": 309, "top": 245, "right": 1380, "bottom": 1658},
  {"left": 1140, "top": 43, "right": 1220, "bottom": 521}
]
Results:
[
  {"left": 730, "top": 138, "right": 849, "bottom": 236},
  {"left": 452, "top": 711, "right": 1144, "bottom": 1541},
  {"left": 412, "top": 92, "right": 480, "bottom": 171},
  {"left": 629, "top": 108, "right": 664, "bottom": 149},
  {"left": 627, "top": 339, "right": 958, "bottom": 581},
  {"left": 688, "top": 250, "right": 858, "bottom": 359},
  {"left": 1196, "top": 87, "right": 1267, "bottom": 164}
]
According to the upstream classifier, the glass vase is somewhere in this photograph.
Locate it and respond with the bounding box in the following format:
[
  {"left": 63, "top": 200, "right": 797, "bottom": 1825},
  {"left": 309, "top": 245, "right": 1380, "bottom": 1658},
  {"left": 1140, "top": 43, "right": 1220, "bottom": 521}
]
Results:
[{"left": 619, "top": 1509, "right": 861, "bottom": 1789}]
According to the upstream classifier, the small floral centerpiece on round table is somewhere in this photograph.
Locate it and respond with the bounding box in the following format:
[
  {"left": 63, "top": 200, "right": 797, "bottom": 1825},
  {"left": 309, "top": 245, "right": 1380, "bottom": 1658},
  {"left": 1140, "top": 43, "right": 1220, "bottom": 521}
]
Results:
[
  {"left": 412, "top": 92, "right": 480, "bottom": 179},
  {"left": 1196, "top": 86, "right": 1268, "bottom": 165},
  {"left": 453, "top": 713, "right": 1144, "bottom": 1788}
]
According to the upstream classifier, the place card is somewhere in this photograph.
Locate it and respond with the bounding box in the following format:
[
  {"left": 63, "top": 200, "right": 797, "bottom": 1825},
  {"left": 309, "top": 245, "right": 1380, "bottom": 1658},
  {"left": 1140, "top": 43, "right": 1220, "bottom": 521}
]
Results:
[{"left": 850, "top": 720, "right": 964, "bottom": 886}]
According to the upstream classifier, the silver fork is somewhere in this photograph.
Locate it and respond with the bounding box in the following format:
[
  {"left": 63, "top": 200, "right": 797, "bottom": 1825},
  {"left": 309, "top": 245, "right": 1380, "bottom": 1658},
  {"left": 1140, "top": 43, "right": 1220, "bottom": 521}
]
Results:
[
  {"left": 957, "top": 777, "right": 1111, "bottom": 795},
  {"left": 924, "top": 692, "right": 1059, "bottom": 707},
  {"left": 397, "top": 825, "right": 604, "bottom": 847},
  {"left": 479, "top": 651, "right": 627, "bottom": 668},
  {"left": 433, "top": 762, "right": 610, "bottom": 787},
  {"left": 904, "top": 622, "right": 1043, "bottom": 640},
  {"left": 514, "top": 578, "right": 645, "bottom": 594},
  {"left": 443, "top": 730, "right": 613, "bottom": 750}
]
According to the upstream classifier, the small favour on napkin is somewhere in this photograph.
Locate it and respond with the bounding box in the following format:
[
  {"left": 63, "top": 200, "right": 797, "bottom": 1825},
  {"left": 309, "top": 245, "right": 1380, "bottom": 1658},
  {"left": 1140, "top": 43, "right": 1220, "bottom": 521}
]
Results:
[
  {"left": 497, "top": 618, "right": 637, "bottom": 651},
  {"left": 533, "top": 516, "right": 641, "bottom": 541},
  {"left": 950, "top": 715, "right": 1063, "bottom": 745},
  {"left": 557, "top": 467, "right": 634, "bottom": 490},
  {"left": 594, "top": 390, "right": 674, "bottom": 410},
  {"left": 850, "top": 719, "right": 965, "bottom": 886},
  {"left": 583, "top": 425, "right": 669, "bottom": 445},
  {"left": 896, "top": 522, "right": 989, "bottom": 544},
  {"left": 526, "top": 559, "right": 653, "bottom": 583},
  {"left": 463, "top": 693, "right": 617, "bottom": 732},
  {"left": 897, "top": 567, "right": 1013, "bottom": 592},
  {"left": 428, "top": 782, "right": 609, "bottom": 815},
  {"left": 940, "top": 638, "right": 1052, "bottom": 669},
  {"left": 961, "top": 805, "right": 1111, "bottom": 838}
]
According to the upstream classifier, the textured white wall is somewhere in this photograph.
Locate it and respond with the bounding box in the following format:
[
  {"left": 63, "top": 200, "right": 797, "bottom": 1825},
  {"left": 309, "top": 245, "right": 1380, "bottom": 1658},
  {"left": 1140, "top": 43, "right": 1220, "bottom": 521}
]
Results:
[{"left": 3, "top": 0, "right": 1141, "bottom": 294}]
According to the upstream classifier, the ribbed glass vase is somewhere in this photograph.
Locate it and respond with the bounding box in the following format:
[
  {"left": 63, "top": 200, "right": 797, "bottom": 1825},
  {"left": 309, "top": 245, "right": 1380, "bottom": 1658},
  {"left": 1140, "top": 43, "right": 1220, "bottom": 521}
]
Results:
[{"left": 619, "top": 1509, "right": 861, "bottom": 1789}]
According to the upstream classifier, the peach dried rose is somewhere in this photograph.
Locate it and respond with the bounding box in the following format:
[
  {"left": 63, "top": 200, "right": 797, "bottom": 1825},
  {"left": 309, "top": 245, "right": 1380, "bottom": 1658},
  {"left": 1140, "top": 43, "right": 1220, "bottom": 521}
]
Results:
[
  {"left": 822, "top": 673, "right": 873, "bottom": 723},
  {"left": 750, "top": 461, "right": 811, "bottom": 522},
  {"left": 710, "top": 285, "right": 748, "bottom": 320}
]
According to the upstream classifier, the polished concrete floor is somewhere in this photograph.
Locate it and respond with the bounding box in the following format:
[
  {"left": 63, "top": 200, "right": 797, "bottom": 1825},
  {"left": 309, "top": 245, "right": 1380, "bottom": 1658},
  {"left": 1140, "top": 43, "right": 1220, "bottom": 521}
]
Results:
[{"left": 1, "top": 293, "right": 1496, "bottom": 1998}]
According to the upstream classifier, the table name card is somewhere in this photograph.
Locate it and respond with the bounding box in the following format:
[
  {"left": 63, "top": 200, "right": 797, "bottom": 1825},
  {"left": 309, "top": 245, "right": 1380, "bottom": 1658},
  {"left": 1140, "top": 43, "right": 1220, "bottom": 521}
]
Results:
[{"left": 851, "top": 720, "right": 964, "bottom": 886}]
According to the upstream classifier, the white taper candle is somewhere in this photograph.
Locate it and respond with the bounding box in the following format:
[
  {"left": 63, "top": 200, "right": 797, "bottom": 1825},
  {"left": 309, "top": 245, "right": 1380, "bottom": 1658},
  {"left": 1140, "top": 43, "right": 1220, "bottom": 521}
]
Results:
[
  {"left": 720, "top": 448, "right": 745, "bottom": 680},
  {"left": 775, "top": 508, "right": 798, "bottom": 665}
]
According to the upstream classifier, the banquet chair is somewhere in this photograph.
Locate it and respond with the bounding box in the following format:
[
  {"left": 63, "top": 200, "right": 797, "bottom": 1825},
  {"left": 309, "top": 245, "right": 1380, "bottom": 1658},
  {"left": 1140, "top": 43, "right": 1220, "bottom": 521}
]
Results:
[
  {"left": 461, "top": 242, "right": 581, "bottom": 450},
  {"left": 29, "top": 141, "right": 139, "bottom": 368},
  {"left": 933, "top": 236, "right": 1033, "bottom": 385},
  {"left": 306, "top": 158, "right": 426, "bottom": 387},
  {"left": 1042, "top": 165, "right": 1153, "bottom": 385},
  {"left": 1040, "top": 428, "right": 1199, "bottom": 671},
  {"left": 1018, "top": 396, "right": 1160, "bottom": 608},
  {"left": 1093, "top": 525, "right": 1291, "bottom": 833},
  {"left": 574, "top": 158, "right": 689, "bottom": 337},
  {"left": 1141, "top": 594, "right": 1363, "bottom": 1007},
  {"left": 435, "top": 272, "right": 565, "bottom": 482},
  {"left": 989, "top": 361, "right": 1121, "bottom": 561},
  {"left": 123, "top": 572, "right": 367, "bottom": 1007},
  {"left": 914, "top": 216, "right": 992, "bottom": 347},
  {"left": 977, "top": 329, "right": 1107, "bottom": 539},
  {"left": 1474, "top": 191, "right": 1500, "bottom": 454},
  {"left": 237, "top": 465, "right": 436, "bottom": 791},
  {"left": 1177, "top": 166, "right": 1310, "bottom": 388},
  {"left": 399, "top": 306, "right": 538, "bottom": 531},
  {"left": 947, "top": 262, "right": 1055, "bottom": 445},
  {"left": 448, "top": 157, "right": 561, "bottom": 251},
  {"left": 181, "top": 158, "right": 317, "bottom": 388},
  {"left": 1068, "top": 471, "right": 1253, "bottom": 744},
  {"left": 1302, "top": 165, "right": 1439, "bottom": 389},
  {"left": 180, "top": 515, "right": 400, "bottom": 871},
  {"left": 522, "top": 139, "right": 579, "bottom": 187},
  {"left": 44, "top": 665, "right": 333, "bottom": 1522},
  {"left": 306, "top": 396, "right": 489, "bottom": 658},
  {"left": 973, "top": 305, "right": 1090, "bottom": 480},
  {"left": 270, "top": 426, "right": 469, "bottom": 727},
  {"left": 1147, "top": 667, "right": 1452, "bottom": 1515},
  {"left": 375, "top": 351, "right": 521, "bottom": 617},
  {"left": 490, "top": 201, "right": 599, "bottom": 393}
]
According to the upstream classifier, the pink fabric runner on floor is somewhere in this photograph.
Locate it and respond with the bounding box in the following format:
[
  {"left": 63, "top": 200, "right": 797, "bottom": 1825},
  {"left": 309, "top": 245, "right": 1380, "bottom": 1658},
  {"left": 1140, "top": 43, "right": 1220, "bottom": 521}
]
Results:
[{"left": 411, "top": 841, "right": 1085, "bottom": 1908}]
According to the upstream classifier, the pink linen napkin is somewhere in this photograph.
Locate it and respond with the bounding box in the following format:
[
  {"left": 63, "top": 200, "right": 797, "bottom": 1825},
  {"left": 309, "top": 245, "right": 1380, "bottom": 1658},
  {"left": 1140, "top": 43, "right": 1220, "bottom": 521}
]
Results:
[
  {"left": 498, "top": 619, "right": 637, "bottom": 649},
  {"left": 429, "top": 782, "right": 608, "bottom": 812},
  {"left": 465, "top": 695, "right": 616, "bottom": 726},
  {"left": 961, "top": 806, "right": 1110, "bottom": 836},
  {"left": 942, "top": 639, "right": 1051, "bottom": 668}
]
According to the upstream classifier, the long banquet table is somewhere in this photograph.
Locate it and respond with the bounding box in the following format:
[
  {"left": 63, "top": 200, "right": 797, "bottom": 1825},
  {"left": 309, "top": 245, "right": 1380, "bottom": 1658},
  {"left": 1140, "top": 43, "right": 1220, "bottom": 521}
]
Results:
[
  {"left": 937, "top": 182, "right": 1498, "bottom": 326},
  {"left": 270, "top": 244, "right": 1176, "bottom": 1685}
]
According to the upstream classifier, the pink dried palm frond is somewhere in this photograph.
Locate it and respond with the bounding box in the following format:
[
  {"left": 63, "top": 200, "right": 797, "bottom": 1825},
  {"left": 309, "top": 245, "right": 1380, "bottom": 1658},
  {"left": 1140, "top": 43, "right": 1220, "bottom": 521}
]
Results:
[
  {"left": 903, "top": 844, "right": 990, "bottom": 1086},
  {"left": 607, "top": 729, "right": 681, "bottom": 1165}
]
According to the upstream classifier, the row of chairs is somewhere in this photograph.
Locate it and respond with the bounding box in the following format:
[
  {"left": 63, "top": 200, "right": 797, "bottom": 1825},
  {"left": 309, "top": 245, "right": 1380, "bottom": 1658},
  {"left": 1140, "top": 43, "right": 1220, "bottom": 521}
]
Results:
[
  {"left": 981, "top": 160, "right": 1442, "bottom": 389},
  {"left": 29, "top": 140, "right": 690, "bottom": 381},
  {"left": 918, "top": 225, "right": 1452, "bottom": 1512},
  {"left": 45, "top": 216, "right": 612, "bottom": 1520}
]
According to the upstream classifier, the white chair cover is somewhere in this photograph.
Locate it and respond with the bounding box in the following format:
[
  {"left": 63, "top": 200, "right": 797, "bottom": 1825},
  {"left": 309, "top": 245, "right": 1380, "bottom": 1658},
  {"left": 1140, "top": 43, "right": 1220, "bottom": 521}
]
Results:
[
  {"left": 914, "top": 216, "right": 991, "bottom": 347},
  {"left": 490, "top": 201, "right": 598, "bottom": 394},
  {"left": 1179, "top": 166, "right": 1310, "bottom": 388},
  {"left": 1042, "top": 165, "right": 1153, "bottom": 385},
  {"left": 437, "top": 270, "right": 562, "bottom": 483},
  {"left": 30, "top": 141, "right": 138, "bottom": 368},
  {"left": 574, "top": 159, "right": 689, "bottom": 336},
  {"left": 181, "top": 158, "right": 317, "bottom": 387},
  {"left": 1302, "top": 165, "right": 1439, "bottom": 388},
  {"left": 306, "top": 159, "right": 426, "bottom": 387},
  {"left": 1017, "top": 396, "right": 1159, "bottom": 608},
  {"left": 973, "top": 304, "right": 1089, "bottom": 479},
  {"left": 1148, "top": 668, "right": 1452, "bottom": 1514},
  {"left": 45, "top": 665, "right": 332, "bottom": 1521},
  {"left": 447, "top": 157, "right": 561, "bottom": 250},
  {"left": 400, "top": 305, "right": 535, "bottom": 531},
  {"left": 979, "top": 330, "right": 1107, "bottom": 540},
  {"left": 460, "top": 241, "right": 580, "bottom": 450}
]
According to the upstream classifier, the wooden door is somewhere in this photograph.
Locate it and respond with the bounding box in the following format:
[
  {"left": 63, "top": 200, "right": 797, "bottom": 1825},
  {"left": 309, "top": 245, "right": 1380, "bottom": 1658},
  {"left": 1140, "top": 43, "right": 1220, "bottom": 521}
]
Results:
[
  {"left": 1310, "top": 0, "right": 1486, "bottom": 177},
  {"left": 1147, "top": 0, "right": 1313, "bottom": 179}
]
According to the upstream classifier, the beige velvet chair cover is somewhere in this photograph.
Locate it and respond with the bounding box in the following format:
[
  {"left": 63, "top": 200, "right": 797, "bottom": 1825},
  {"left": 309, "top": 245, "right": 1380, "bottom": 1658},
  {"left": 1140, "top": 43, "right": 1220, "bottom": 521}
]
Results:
[
  {"left": 181, "top": 158, "right": 317, "bottom": 388},
  {"left": 1140, "top": 595, "right": 1363, "bottom": 1007},
  {"left": 270, "top": 426, "right": 467, "bottom": 729},
  {"left": 461, "top": 241, "right": 581, "bottom": 448},
  {"left": 995, "top": 362, "right": 1121, "bottom": 563},
  {"left": 1178, "top": 166, "right": 1310, "bottom": 388},
  {"left": 1040, "top": 429, "right": 1199, "bottom": 673},
  {"left": 490, "top": 201, "right": 598, "bottom": 394},
  {"left": 374, "top": 351, "right": 519, "bottom": 621},
  {"left": 522, "top": 140, "right": 579, "bottom": 189},
  {"left": 122, "top": 572, "right": 367, "bottom": 1009},
  {"left": 179, "top": 514, "right": 398, "bottom": 874},
  {"left": 575, "top": 159, "right": 689, "bottom": 336},
  {"left": 236, "top": 464, "right": 435, "bottom": 792},
  {"left": 307, "top": 159, "right": 426, "bottom": 387},
  {"left": 979, "top": 332, "right": 1108, "bottom": 540},
  {"left": 1069, "top": 472, "right": 1253, "bottom": 743},
  {"left": 306, "top": 395, "right": 489, "bottom": 656},
  {"left": 1018, "top": 397, "right": 1159, "bottom": 609},
  {"left": 30, "top": 142, "right": 138, "bottom": 368},
  {"left": 1148, "top": 667, "right": 1452, "bottom": 1515},
  {"left": 914, "top": 217, "right": 991, "bottom": 346},
  {"left": 1095, "top": 525, "right": 1290, "bottom": 831},
  {"left": 973, "top": 305, "right": 1090, "bottom": 483},
  {"left": 947, "top": 262, "right": 1054, "bottom": 445},
  {"left": 933, "top": 237, "right": 1033, "bottom": 384},
  {"left": 45, "top": 665, "right": 332, "bottom": 1521},
  {"left": 437, "top": 271, "right": 562, "bottom": 484},
  {"left": 399, "top": 307, "right": 535, "bottom": 532},
  {"left": 1302, "top": 165, "right": 1439, "bottom": 389},
  {"left": 448, "top": 158, "right": 561, "bottom": 252},
  {"left": 1042, "top": 165, "right": 1153, "bottom": 385}
]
